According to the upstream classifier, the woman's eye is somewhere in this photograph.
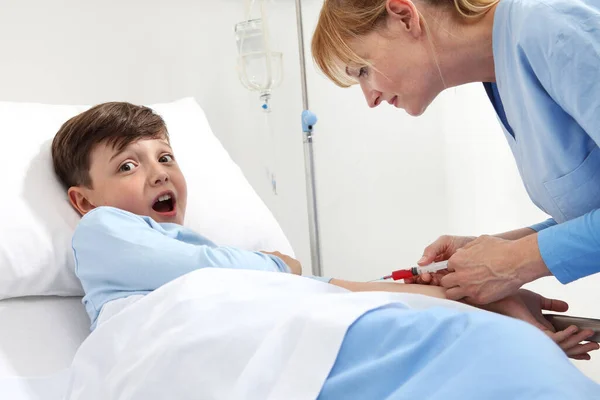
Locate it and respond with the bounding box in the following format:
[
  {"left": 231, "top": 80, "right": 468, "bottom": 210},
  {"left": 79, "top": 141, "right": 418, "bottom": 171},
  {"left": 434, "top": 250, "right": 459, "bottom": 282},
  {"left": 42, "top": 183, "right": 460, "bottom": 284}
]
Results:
[
  {"left": 358, "top": 67, "right": 368, "bottom": 78},
  {"left": 159, "top": 154, "right": 174, "bottom": 163},
  {"left": 119, "top": 162, "right": 136, "bottom": 172}
]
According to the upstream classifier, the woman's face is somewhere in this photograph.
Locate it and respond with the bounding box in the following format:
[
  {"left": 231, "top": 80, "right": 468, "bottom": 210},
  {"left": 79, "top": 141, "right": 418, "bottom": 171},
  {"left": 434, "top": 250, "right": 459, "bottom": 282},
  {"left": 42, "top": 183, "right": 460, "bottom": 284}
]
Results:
[{"left": 346, "top": 4, "right": 445, "bottom": 116}]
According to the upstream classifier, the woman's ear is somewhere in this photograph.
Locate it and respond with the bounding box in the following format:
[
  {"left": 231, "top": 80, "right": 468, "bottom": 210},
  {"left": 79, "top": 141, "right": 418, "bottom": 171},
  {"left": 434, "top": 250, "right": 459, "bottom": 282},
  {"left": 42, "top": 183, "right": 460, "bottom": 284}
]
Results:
[
  {"left": 68, "top": 186, "right": 96, "bottom": 216},
  {"left": 386, "top": 0, "right": 422, "bottom": 38}
]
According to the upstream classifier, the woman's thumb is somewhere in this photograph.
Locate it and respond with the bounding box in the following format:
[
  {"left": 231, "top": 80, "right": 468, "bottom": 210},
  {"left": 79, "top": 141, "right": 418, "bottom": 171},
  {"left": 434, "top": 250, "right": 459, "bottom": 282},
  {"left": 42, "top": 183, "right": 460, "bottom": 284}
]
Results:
[
  {"left": 419, "top": 240, "right": 444, "bottom": 265},
  {"left": 418, "top": 251, "right": 437, "bottom": 266},
  {"left": 417, "top": 235, "right": 451, "bottom": 265}
]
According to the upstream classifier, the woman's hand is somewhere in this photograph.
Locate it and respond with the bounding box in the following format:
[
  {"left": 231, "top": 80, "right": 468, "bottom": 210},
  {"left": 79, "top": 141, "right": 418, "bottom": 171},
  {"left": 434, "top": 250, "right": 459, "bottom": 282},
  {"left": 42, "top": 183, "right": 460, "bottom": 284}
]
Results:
[
  {"left": 440, "top": 234, "right": 552, "bottom": 304},
  {"left": 483, "top": 289, "right": 600, "bottom": 360},
  {"left": 408, "top": 227, "right": 539, "bottom": 286},
  {"left": 405, "top": 235, "right": 475, "bottom": 285}
]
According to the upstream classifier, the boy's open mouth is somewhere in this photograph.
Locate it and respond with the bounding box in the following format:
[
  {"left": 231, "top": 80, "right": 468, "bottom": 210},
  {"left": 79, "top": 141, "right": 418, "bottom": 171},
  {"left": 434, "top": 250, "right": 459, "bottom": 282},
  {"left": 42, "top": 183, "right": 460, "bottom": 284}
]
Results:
[{"left": 152, "top": 191, "right": 176, "bottom": 213}]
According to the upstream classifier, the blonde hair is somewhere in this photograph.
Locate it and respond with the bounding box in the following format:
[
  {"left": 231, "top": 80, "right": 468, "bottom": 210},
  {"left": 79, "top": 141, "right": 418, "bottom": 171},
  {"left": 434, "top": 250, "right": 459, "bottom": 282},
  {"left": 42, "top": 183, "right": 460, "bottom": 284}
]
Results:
[{"left": 312, "top": 0, "right": 499, "bottom": 87}]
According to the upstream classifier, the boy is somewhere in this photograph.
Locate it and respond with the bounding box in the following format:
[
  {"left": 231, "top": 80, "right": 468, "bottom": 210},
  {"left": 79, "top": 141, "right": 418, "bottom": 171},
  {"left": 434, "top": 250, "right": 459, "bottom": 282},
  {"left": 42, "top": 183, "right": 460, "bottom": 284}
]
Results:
[{"left": 52, "top": 102, "right": 596, "bottom": 363}]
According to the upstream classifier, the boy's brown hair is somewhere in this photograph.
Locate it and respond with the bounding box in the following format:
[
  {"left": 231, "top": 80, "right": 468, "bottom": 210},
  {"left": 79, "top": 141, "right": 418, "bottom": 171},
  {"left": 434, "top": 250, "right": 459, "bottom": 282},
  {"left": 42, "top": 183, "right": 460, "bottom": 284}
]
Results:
[{"left": 52, "top": 102, "right": 168, "bottom": 189}]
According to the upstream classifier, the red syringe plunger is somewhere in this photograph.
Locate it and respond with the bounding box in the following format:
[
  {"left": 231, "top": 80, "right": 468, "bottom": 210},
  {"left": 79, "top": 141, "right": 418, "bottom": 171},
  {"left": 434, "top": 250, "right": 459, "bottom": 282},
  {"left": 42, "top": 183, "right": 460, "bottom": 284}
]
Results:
[
  {"left": 379, "top": 269, "right": 415, "bottom": 281},
  {"left": 390, "top": 269, "right": 415, "bottom": 280},
  {"left": 378, "top": 261, "right": 449, "bottom": 282}
]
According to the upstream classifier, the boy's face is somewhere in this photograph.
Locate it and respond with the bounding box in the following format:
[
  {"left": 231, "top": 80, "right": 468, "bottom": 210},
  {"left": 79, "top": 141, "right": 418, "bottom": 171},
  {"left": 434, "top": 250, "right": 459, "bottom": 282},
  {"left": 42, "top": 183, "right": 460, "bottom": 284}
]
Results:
[{"left": 69, "top": 137, "right": 187, "bottom": 225}]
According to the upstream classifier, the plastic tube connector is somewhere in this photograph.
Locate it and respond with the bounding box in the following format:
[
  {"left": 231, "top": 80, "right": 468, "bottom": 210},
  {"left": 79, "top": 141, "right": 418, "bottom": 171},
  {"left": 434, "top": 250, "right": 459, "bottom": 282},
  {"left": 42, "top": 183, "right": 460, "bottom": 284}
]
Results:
[{"left": 302, "top": 110, "right": 317, "bottom": 133}]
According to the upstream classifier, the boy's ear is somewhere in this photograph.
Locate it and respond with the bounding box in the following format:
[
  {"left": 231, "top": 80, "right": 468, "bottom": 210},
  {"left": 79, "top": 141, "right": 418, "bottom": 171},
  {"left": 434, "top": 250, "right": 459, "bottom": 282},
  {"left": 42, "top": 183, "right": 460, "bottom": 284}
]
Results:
[{"left": 68, "top": 186, "right": 96, "bottom": 216}]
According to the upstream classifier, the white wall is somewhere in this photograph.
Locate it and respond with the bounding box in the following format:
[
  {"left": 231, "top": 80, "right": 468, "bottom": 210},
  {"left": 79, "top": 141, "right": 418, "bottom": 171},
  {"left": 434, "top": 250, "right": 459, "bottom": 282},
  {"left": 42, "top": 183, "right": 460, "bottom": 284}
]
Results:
[
  {"left": 440, "top": 84, "right": 600, "bottom": 379},
  {"left": 0, "top": 0, "right": 312, "bottom": 268},
  {"left": 302, "top": 1, "right": 450, "bottom": 283},
  {"left": 440, "top": 85, "right": 548, "bottom": 235}
]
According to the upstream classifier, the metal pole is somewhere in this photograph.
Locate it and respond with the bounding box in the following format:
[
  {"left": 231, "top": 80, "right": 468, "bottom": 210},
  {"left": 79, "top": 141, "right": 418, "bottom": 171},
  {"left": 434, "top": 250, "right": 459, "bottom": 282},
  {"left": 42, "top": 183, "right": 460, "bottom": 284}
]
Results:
[
  {"left": 294, "top": 0, "right": 323, "bottom": 277},
  {"left": 295, "top": 0, "right": 310, "bottom": 110}
]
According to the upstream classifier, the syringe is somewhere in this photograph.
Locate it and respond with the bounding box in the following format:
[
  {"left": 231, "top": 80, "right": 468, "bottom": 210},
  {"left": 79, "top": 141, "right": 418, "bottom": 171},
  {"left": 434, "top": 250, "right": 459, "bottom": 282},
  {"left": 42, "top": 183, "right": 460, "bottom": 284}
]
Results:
[{"left": 373, "top": 260, "right": 449, "bottom": 281}]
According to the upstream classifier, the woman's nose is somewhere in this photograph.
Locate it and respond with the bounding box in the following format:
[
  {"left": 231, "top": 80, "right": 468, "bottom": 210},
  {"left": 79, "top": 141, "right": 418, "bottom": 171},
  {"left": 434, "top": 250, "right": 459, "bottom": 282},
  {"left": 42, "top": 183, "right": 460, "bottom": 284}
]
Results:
[{"left": 361, "top": 83, "right": 382, "bottom": 108}]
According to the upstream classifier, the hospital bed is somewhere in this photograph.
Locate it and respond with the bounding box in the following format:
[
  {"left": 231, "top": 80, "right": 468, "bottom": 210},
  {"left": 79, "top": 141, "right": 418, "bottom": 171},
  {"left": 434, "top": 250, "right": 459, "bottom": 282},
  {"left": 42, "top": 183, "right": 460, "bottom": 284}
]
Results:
[
  {"left": 2, "top": 98, "right": 598, "bottom": 399},
  {"left": 0, "top": 97, "right": 296, "bottom": 399},
  {"left": 0, "top": 297, "right": 88, "bottom": 377},
  {"left": 0, "top": 297, "right": 88, "bottom": 398}
]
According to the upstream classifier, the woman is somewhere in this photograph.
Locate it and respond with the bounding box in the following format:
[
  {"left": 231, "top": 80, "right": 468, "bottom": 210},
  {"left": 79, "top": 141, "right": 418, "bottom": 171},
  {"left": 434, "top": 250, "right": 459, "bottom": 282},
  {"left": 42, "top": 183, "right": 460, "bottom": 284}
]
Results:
[{"left": 312, "top": 0, "right": 600, "bottom": 312}]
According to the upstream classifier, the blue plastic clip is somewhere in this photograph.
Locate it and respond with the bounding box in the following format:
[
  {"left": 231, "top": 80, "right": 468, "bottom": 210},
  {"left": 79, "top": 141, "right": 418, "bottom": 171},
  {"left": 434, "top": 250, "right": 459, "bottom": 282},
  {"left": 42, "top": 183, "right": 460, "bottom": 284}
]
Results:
[{"left": 301, "top": 110, "right": 318, "bottom": 133}]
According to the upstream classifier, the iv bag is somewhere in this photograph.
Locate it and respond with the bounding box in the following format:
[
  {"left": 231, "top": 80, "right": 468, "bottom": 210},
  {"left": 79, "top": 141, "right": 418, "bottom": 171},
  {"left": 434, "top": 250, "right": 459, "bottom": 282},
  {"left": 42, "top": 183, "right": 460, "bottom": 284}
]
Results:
[
  {"left": 235, "top": 19, "right": 282, "bottom": 97},
  {"left": 234, "top": 7, "right": 282, "bottom": 197}
]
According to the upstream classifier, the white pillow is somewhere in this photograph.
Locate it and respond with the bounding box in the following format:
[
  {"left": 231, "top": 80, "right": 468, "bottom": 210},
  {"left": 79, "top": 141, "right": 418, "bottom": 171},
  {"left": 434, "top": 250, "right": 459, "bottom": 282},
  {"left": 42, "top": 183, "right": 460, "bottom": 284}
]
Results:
[{"left": 0, "top": 97, "right": 293, "bottom": 300}]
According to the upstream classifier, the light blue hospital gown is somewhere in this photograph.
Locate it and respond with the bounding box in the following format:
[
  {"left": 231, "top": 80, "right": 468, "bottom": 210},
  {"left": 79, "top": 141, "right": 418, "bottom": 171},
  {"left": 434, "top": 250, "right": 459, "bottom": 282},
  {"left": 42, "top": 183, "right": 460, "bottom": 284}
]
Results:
[
  {"left": 73, "top": 207, "right": 599, "bottom": 398},
  {"left": 485, "top": 0, "right": 600, "bottom": 283},
  {"left": 73, "top": 206, "right": 328, "bottom": 329}
]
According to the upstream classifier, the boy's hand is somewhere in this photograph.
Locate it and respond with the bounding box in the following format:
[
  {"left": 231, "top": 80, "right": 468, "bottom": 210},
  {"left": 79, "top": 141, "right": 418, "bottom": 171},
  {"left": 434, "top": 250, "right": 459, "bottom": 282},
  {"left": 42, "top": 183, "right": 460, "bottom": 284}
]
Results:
[{"left": 261, "top": 251, "right": 302, "bottom": 275}]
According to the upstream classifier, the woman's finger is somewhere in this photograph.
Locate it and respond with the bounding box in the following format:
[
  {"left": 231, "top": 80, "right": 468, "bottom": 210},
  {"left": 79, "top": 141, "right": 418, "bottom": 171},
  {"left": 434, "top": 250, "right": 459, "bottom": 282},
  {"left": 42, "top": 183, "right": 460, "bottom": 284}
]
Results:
[
  {"left": 444, "top": 286, "right": 466, "bottom": 301},
  {"left": 419, "top": 246, "right": 441, "bottom": 265},
  {"left": 440, "top": 272, "right": 460, "bottom": 289},
  {"left": 540, "top": 296, "right": 569, "bottom": 312},
  {"left": 419, "top": 236, "right": 452, "bottom": 265},
  {"left": 430, "top": 272, "right": 445, "bottom": 286},
  {"left": 404, "top": 272, "right": 447, "bottom": 286},
  {"left": 434, "top": 254, "right": 447, "bottom": 263},
  {"left": 403, "top": 273, "right": 432, "bottom": 285}
]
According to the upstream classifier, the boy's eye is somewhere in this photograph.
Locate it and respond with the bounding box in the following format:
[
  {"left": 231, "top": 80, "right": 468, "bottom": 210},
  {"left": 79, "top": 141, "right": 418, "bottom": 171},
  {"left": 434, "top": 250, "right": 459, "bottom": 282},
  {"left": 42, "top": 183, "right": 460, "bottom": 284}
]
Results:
[
  {"left": 159, "top": 154, "right": 174, "bottom": 163},
  {"left": 119, "top": 162, "right": 136, "bottom": 172},
  {"left": 358, "top": 67, "right": 368, "bottom": 78}
]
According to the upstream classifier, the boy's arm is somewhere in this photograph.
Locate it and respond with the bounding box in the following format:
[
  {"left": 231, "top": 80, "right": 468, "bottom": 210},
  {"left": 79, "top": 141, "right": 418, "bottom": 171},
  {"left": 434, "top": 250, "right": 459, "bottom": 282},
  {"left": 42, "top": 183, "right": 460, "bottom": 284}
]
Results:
[
  {"left": 329, "top": 279, "right": 447, "bottom": 299},
  {"left": 73, "top": 207, "right": 290, "bottom": 295},
  {"left": 327, "top": 279, "right": 598, "bottom": 359}
]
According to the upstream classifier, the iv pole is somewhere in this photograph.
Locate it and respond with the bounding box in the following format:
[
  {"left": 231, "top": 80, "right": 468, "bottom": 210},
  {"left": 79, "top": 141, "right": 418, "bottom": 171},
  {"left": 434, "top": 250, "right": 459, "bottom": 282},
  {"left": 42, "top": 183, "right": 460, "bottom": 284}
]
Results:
[{"left": 294, "top": 0, "right": 323, "bottom": 277}]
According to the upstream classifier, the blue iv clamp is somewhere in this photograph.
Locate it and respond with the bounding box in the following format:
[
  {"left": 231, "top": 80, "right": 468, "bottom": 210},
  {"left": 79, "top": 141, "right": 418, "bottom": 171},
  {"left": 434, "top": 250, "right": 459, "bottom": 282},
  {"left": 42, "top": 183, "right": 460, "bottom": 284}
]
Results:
[{"left": 302, "top": 110, "right": 317, "bottom": 133}]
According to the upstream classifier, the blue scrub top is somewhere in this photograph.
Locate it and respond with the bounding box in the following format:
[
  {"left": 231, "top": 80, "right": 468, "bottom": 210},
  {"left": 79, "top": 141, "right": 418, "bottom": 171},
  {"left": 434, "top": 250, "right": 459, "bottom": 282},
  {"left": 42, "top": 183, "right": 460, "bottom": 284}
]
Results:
[{"left": 487, "top": 0, "right": 600, "bottom": 283}]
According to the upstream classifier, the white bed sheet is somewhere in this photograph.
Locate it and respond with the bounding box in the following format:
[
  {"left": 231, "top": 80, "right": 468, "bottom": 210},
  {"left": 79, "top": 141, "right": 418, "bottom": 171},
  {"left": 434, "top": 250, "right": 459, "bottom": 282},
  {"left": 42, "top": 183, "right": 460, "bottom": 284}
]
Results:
[{"left": 0, "top": 296, "right": 89, "bottom": 399}]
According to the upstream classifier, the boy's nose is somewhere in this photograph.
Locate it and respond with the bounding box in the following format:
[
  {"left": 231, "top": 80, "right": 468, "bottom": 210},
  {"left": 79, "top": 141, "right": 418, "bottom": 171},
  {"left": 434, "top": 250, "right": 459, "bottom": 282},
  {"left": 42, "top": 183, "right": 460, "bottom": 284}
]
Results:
[{"left": 150, "top": 169, "right": 169, "bottom": 186}]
